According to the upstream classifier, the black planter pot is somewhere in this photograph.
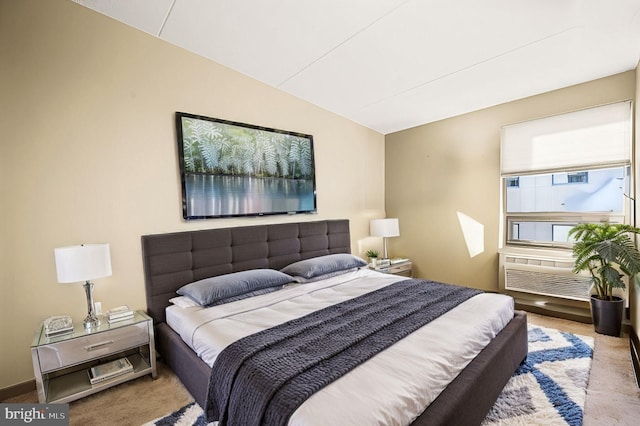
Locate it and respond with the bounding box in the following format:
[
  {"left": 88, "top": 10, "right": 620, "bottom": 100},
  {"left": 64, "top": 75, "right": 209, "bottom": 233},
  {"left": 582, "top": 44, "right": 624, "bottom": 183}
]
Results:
[{"left": 590, "top": 295, "right": 624, "bottom": 337}]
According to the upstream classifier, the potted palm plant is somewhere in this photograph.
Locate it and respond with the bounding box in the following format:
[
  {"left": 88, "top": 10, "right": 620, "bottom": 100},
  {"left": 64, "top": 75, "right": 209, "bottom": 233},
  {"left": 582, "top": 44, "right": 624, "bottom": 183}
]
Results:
[{"left": 569, "top": 223, "right": 640, "bottom": 336}]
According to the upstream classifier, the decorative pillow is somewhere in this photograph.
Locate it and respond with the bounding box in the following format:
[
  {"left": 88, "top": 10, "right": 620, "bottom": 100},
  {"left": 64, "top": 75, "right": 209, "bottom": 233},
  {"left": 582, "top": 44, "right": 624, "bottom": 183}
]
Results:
[
  {"left": 206, "top": 286, "right": 285, "bottom": 307},
  {"left": 280, "top": 253, "right": 367, "bottom": 282},
  {"left": 169, "top": 296, "right": 201, "bottom": 308},
  {"left": 177, "top": 269, "right": 294, "bottom": 306}
]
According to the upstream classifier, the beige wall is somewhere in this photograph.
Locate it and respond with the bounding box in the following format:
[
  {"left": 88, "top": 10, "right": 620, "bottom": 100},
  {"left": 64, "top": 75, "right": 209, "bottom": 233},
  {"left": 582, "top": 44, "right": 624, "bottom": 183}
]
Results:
[
  {"left": 0, "top": 0, "right": 385, "bottom": 389},
  {"left": 385, "top": 71, "right": 636, "bottom": 291}
]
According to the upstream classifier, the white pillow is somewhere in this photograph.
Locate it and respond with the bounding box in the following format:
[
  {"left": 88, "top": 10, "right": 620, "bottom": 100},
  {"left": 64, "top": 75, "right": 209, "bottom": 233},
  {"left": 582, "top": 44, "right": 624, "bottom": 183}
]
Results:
[{"left": 169, "top": 296, "right": 201, "bottom": 308}]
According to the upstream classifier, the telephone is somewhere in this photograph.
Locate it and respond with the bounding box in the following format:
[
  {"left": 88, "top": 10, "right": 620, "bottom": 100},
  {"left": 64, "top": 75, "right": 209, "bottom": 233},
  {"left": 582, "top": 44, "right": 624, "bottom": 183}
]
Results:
[{"left": 44, "top": 315, "right": 74, "bottom": 336}]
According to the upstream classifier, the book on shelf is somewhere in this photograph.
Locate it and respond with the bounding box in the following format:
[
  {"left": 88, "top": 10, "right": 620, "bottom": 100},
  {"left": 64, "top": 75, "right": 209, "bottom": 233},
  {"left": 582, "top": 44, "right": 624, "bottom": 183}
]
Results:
[{"left": 88, "top": 357, "right": 133, "bottom": 384}]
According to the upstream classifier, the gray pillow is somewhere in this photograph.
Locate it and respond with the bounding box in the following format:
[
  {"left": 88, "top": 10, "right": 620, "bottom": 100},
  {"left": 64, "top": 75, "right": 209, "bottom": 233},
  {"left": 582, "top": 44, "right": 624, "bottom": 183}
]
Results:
[
  {"left": 280, "top": 254, "right": 367, "bottom": 282},
  {"left": 177, "top": 269, "right": 293, "bottom": 306},
  {"left": 206, "top": 286, "right": 285, "bottom": 307}
]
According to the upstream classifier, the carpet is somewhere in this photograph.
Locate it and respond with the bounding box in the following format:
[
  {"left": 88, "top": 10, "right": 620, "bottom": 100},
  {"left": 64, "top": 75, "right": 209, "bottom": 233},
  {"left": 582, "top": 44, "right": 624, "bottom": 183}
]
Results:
[
  {"left": 143, "top": 325, "right": 594, "bottom": 426},
  {"left": 483, "top": 325, "right": 594, "bottom": 425}
]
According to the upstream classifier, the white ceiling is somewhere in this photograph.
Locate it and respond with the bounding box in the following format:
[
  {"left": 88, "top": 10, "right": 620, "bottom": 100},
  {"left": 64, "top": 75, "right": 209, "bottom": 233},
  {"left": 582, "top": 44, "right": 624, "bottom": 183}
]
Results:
[{"left": 74, "top": 0, "right": 640, "bottom": 134}]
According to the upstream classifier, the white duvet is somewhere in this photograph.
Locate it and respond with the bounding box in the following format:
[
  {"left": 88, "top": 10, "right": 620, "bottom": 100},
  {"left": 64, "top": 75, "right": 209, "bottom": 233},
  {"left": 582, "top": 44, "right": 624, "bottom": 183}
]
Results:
[{"left": 166, "top": 268, "right": 514, "bottom": 426}]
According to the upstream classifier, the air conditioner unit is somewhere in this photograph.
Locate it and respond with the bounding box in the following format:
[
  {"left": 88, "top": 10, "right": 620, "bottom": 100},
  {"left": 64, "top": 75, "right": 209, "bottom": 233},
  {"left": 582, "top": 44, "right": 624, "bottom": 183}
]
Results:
[{"left": 501, "top": 254, "right": 591, "bottom": 301}]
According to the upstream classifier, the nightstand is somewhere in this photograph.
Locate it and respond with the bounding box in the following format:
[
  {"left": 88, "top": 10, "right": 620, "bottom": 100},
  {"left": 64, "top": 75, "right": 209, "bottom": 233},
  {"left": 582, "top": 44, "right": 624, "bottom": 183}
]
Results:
[
  {"left": 369, "top": 259, "right": 412, "bottom": 277},
  {"left": 30, "top": 310, "right": 156, "bottom": 404}
]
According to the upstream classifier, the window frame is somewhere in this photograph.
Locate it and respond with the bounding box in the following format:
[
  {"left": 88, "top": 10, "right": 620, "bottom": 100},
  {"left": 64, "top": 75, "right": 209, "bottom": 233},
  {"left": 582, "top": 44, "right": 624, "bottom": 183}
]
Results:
[
  {"left": 503, "top": 164, "right": 630, "bottom": 249},
  {"left": 504, "top": 212, "right": 627, "bottom": 249}
]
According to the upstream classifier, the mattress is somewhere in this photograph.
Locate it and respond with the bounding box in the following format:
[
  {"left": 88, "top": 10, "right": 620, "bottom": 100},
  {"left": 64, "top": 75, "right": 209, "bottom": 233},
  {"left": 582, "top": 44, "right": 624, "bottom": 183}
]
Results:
[{"left": 166, "top": 268, "right": 515, "bottom": 426}]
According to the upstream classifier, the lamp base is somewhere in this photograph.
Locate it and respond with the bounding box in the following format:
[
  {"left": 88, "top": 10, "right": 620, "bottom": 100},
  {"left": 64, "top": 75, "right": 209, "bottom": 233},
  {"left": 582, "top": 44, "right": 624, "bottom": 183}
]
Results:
[
  {"left": 83, "top": 280, "right": 99, "bottom": 329},
  {"left": 83, "top": 315, "right": 100, "bottom": 329},
  {"left": 383, "top": 237, "right": 390, "bottom": 260}
]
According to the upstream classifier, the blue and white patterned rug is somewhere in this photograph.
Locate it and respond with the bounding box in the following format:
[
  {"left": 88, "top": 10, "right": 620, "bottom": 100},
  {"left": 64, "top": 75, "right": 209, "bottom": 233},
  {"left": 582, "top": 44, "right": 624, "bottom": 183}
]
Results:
[
  {"left": 483, "top": 325, "right": 594, "bottom": 425},
  {"left": 143, "top": 325, "right": 594, "bottom": 426}
]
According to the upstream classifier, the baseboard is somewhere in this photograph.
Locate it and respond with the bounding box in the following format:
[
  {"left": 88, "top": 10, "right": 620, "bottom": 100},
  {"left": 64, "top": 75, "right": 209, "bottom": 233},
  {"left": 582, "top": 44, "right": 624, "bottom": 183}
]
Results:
[
  {"left": 0, "top": 379, "right": 35, "bottom": 402},
  {"left": 630, "top": 328, "right": 640, "bottom": 388},
  {"left": 515, "top": 301, "right": 592, "bottom": 324}
]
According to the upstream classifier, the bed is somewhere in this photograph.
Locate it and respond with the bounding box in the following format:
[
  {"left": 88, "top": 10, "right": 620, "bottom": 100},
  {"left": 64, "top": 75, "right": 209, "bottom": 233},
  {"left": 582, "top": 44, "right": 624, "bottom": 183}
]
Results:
[{"left": 142, "top": 219, "right": 527, "bottom": 425}]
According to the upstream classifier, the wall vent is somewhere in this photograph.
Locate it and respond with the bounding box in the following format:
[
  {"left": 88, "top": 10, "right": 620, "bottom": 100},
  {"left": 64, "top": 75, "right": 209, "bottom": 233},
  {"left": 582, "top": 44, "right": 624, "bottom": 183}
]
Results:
[{"left": 502, "top": 255, "right": 591, "bottom": 301}]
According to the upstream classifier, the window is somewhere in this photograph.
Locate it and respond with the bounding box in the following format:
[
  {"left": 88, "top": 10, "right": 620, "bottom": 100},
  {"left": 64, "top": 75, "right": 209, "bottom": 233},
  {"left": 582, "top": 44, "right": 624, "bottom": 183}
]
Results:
[
  {"left": 501, "top": 101, "right": 632, "bottom": 248},
  {"left": 552, "top": 224, "right": 573, "bottom": 242},
  {"left": 506, "top": 177, "right": 519, "bottom": 188},
  {"left": 552, "top": 171, "right": 588, "bottom": 185},
  {"left": 504, "top": 166, "right": 628, "bottom": 246}
]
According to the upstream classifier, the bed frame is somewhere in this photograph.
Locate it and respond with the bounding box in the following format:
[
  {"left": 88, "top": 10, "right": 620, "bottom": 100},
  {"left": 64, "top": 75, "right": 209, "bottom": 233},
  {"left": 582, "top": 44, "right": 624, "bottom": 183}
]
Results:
[{"left": 142, "top": 219, "right": 528, "bottom": 425}]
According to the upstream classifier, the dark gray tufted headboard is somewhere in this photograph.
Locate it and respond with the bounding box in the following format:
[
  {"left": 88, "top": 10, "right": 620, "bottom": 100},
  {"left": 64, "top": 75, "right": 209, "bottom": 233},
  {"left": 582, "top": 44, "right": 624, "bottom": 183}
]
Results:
[{"left": 141, "top": 219, "right": 351, "bottom": 324}]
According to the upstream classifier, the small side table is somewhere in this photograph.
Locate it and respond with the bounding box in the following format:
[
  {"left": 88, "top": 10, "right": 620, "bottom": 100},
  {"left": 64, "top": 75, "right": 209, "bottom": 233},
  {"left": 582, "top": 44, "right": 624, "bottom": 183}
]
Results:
[
  {"left": 369, "top": 259, "right": 412, "bottom": 277},
  {"left": 30, "top": 310, "right": 156, "bottom": 404}
]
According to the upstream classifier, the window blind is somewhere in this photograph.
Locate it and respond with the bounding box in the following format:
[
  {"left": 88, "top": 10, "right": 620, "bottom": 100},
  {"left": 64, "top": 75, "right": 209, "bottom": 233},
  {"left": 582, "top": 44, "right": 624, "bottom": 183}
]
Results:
[{"left": 500, "top": 100, "right": 632, "bottom": 176}]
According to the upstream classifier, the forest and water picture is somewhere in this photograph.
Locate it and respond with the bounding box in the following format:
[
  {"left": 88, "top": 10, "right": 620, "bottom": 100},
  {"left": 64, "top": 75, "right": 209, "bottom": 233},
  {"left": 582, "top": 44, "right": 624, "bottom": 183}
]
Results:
[{"left": 176, "top": 112, "right": 317, "bottom": 219}]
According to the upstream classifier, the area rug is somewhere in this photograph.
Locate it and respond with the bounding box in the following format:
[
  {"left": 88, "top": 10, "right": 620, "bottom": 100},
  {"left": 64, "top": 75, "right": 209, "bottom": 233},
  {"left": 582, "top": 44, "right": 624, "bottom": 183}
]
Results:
[
  {"left": 143, "top": 325, "right": 594, "bottom": 426},
  {"left": 483, "top": 325, "right": 594, "bottom": 425}
]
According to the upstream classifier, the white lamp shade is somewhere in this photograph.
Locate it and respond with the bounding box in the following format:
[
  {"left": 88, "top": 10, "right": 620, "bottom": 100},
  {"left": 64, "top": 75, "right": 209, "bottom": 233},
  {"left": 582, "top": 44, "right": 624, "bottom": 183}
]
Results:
[
  {"left": 370, "top": 218, "right": 400, "bottom": 237},
  {"left": 54, "top": 244, "right": 112, "bottom": 283}
]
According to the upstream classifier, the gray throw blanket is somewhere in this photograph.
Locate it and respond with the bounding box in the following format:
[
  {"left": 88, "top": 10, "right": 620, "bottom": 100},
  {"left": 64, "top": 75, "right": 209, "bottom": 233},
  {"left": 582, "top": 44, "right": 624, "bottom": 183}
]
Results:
[{"left": 205, "top": 279, "right": 482, "bottom": 426}]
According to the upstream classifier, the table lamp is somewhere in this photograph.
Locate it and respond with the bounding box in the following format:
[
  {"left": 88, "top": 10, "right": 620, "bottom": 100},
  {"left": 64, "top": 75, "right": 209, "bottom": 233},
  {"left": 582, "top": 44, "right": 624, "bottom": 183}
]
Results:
[
  {"left": 54, "top": 243, "right": 112, "bottom": 329},
  {"left": 370, "top": 218, "right": 400, "bottom": 259}
]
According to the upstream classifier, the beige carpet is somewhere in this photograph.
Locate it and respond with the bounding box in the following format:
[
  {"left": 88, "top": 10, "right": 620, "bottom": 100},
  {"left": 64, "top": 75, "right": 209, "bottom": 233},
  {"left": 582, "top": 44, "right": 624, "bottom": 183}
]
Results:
[
  {"left": 524, "top": 313, "right": 640, "bottom": 426},
  {"left": 5, "top": 311, "right": 640, "bottom": 425}
]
